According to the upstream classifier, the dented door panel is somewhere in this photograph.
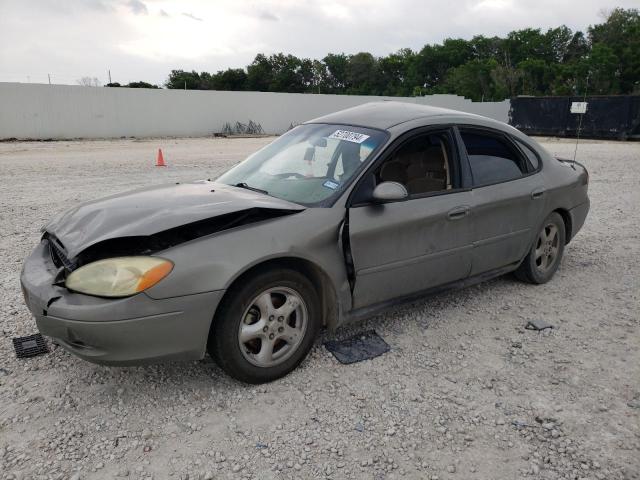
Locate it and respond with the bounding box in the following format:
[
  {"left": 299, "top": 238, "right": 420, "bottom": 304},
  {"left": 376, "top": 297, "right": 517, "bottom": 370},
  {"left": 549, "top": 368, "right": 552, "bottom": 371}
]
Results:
[{"left": 348, "top": 192, "right": 474, "bottom": 309}]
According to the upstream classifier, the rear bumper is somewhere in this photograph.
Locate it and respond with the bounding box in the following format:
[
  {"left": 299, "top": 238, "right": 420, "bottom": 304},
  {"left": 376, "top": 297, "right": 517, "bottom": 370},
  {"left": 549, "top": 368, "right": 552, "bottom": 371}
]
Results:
[
  {"left": 568, "top": 198, "right": 590, "bottom": 243},
  {"left": 21, "top": 240, "right": 225, "bottom": 365}
]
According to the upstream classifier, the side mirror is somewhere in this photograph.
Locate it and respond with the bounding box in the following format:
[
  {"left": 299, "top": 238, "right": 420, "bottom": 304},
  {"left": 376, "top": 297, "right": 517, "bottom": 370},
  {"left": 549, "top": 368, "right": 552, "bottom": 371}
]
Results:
[{"left": 371, "top": 181, "right": 408, "bottom": 203}]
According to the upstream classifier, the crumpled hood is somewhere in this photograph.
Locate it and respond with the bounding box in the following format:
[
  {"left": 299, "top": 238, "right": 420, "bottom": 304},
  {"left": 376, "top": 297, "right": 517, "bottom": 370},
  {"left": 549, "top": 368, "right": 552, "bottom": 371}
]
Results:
[{"left": 45, "top": 180, "right": 304, "bottom": 258}]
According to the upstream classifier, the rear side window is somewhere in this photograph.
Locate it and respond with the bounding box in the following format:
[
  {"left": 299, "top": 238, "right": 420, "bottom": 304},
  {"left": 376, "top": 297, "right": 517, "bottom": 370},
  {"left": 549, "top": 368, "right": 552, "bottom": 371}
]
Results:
[
  {"left": 514, "top": 138, "right": 540, "bottom": 170},
  {"left": 460, "top": 130, "right": 527, "bottom": 186}
]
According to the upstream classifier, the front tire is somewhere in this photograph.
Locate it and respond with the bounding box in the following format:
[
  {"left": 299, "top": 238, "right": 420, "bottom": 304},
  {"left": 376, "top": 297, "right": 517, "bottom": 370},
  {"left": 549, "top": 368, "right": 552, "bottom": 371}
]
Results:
[
  {"left": 209, "top": 268, "right": 320, "bottom": 384},
  {"left": 515, "top": 212, "right": 566, "bottom": 284}
]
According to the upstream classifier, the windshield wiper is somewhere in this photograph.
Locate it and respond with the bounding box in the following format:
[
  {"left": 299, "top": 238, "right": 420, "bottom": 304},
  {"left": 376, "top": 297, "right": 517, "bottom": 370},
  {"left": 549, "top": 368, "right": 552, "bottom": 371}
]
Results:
[{"left": 233, "top": 182, "right": 269, "bottom": 195}]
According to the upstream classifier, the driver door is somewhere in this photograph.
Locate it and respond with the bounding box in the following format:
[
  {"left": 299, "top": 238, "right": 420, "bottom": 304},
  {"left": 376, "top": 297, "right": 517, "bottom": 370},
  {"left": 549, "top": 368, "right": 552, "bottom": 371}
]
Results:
[{"left": 348, "top": 128, "right": 474, "bottom": 309}]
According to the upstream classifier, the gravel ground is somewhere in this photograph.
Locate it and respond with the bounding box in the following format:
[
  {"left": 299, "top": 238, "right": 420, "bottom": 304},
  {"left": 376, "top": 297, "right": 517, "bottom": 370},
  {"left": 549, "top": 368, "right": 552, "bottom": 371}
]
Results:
[{"left": 0, "top": 136, "right": 638, "bottom": 480}]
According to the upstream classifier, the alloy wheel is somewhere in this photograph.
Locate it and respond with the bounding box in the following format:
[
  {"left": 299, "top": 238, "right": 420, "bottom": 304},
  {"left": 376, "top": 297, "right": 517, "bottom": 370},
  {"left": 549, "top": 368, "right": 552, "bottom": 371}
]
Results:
[
  {"left": 237, "top": 287, "right": 308, "bottom": 368},
  {"left": 534, "top": 223, "right": 560, "bottom": 272}
]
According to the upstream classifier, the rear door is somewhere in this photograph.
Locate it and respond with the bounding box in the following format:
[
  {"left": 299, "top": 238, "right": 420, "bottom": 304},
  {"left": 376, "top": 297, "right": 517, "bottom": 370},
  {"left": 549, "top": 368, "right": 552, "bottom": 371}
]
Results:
[
  {"left": 348, "top": 128, "right": 474, "bottom": 309},
  {"left": 456, "top": 128, "right": 546, "bottom": 275}
]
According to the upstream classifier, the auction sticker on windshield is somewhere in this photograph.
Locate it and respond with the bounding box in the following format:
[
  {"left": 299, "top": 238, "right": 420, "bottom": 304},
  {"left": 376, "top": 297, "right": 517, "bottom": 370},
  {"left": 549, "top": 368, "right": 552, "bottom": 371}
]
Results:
[{"left": 328, "top": 130, "right": 370, "bottom": 144}]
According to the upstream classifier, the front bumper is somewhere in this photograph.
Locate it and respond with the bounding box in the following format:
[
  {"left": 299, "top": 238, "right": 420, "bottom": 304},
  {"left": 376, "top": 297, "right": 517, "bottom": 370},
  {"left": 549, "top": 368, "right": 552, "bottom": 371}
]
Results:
[{"left": 21, "top": 240, "right": 225, "bottom": 365}]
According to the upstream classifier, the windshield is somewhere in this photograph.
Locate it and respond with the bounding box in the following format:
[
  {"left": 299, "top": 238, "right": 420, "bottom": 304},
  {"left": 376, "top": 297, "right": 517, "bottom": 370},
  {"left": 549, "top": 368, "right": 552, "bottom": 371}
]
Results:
[{"left": 216, "top": 124, "right": 387, "bottom": 206}]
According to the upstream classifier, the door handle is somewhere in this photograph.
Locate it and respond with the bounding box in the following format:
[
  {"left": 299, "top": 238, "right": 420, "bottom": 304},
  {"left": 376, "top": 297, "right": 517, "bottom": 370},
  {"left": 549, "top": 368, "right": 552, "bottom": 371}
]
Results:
[
  {"left": 531, "top": 188, "right": 546, "bottom": 199},
  {"left": 448, "top": 206, "right": 470, "bottom": 220}
]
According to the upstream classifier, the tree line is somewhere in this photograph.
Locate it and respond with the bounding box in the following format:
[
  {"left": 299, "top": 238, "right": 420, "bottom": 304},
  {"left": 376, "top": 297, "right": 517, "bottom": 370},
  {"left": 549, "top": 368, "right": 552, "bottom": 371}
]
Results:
[
  {"left": 124, "top": 8, "right": 640, "bottom": 100},
  {"left": 105, "top": 81, "right": 159, "bottom": 89}
]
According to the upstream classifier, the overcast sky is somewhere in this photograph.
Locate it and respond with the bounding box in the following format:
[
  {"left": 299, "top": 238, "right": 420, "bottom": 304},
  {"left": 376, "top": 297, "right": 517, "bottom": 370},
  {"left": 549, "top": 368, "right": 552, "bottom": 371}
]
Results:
[{"left": 0, "top": 0, "right": 637, "bottom": 86}]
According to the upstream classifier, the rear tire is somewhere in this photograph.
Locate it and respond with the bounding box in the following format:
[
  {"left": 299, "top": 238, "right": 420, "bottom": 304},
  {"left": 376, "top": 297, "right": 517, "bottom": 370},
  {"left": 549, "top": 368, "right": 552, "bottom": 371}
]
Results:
[
  {"left": 209, "top": 268, "right": 320, "bottom": 384},
  {"left": 515, "top": 212, "right": 566, "bottom": 284}
]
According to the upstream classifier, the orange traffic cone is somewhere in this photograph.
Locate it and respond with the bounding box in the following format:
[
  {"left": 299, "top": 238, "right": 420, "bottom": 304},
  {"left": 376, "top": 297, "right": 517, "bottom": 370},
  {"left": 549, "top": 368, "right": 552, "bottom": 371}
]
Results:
[{"left": 156, "top": 148, "right": 166, "bottom": 167}]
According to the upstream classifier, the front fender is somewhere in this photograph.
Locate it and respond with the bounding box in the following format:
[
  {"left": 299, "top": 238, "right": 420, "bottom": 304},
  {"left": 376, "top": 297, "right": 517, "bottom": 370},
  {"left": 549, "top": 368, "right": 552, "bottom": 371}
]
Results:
[{"left": 144, "top": 208, "right": 352, "bottom": 316}]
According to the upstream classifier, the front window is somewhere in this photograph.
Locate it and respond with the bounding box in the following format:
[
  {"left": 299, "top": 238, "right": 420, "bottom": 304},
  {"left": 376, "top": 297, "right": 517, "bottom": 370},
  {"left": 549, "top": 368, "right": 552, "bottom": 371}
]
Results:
[
  {"left": 375, "top": 130, "right": 456, "bottom": 196},
  {"left": 217, "top": 124, "right": 387, "bottom": 206}
]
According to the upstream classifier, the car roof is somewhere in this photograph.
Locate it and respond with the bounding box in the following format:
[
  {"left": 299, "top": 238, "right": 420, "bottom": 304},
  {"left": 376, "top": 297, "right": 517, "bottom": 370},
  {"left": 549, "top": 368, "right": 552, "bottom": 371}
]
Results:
[{"left": 305, "top": 101, "right": 489, "bottom": 131}]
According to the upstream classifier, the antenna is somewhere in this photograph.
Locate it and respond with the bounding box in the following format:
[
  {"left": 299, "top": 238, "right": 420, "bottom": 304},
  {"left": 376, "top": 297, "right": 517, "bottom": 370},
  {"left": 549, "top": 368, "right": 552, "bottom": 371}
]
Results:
[{"left": 573, "top": 72, "right": 590, "bottom": 161}]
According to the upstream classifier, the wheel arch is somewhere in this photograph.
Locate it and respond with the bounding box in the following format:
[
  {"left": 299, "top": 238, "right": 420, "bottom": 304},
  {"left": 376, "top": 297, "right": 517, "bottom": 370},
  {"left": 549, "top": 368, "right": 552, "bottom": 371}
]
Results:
[
  {"left": 553, "top": 208, "right": 573, "bottom": 244},
  {"left": 211, "top": 256, "right": 339, "bottom": 334}
]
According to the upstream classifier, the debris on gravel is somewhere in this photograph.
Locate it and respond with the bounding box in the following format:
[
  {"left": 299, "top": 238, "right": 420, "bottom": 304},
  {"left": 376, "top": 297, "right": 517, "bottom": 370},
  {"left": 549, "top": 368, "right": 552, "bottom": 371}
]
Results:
[
  {"left": 525, "top": 319, "right": 554, "bottom": 331},
  {"left": 0, "top": 137, "right": 638, "bottom": 479}
]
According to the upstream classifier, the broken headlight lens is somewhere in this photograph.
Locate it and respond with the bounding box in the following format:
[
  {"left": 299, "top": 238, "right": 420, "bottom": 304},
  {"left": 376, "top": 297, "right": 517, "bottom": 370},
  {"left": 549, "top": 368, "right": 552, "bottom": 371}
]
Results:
[{"left": 65, "top": 257, "right": 173, "bottom": 298}]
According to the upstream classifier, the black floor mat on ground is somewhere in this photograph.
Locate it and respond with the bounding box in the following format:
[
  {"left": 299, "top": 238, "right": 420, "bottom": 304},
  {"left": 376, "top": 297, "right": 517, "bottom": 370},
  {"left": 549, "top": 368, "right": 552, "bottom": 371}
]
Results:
[
  {"left": 13, "top": 333, "right": 49, "bottom": 358},
  {"left": 324, "top": 330, "right": 390, "bottom": 364}
]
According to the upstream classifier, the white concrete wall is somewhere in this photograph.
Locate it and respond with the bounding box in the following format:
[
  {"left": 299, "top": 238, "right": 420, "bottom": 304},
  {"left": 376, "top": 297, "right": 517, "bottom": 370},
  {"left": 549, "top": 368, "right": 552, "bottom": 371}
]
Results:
[{"left": 0, "top": 82, "right": 510, "bottom": 140}]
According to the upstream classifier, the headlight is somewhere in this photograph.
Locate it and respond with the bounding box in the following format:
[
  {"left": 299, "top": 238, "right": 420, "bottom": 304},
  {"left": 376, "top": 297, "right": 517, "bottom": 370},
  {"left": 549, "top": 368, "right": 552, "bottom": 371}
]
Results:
[{"left": 65, "top": 257, "right": 173, "bottom": 298}]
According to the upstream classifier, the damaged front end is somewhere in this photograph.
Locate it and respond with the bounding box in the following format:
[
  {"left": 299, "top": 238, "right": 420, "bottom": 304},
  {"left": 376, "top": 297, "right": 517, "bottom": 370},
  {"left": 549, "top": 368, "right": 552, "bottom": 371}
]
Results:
[
  {"left": 46, "top": 206, "right": 300, "bottom": 273},
  {"left": 19, "top": 182, "right": 305, "bottom": 365},
  {"left": 21, "top": 234, "right": 227, "bottom": 364}
]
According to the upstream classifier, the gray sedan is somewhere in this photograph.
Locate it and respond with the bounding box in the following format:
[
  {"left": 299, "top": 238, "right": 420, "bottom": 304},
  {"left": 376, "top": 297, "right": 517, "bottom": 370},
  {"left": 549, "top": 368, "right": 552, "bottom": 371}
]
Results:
[{"left": 21, "top": 102, "right": 590, "bottom": 383}]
